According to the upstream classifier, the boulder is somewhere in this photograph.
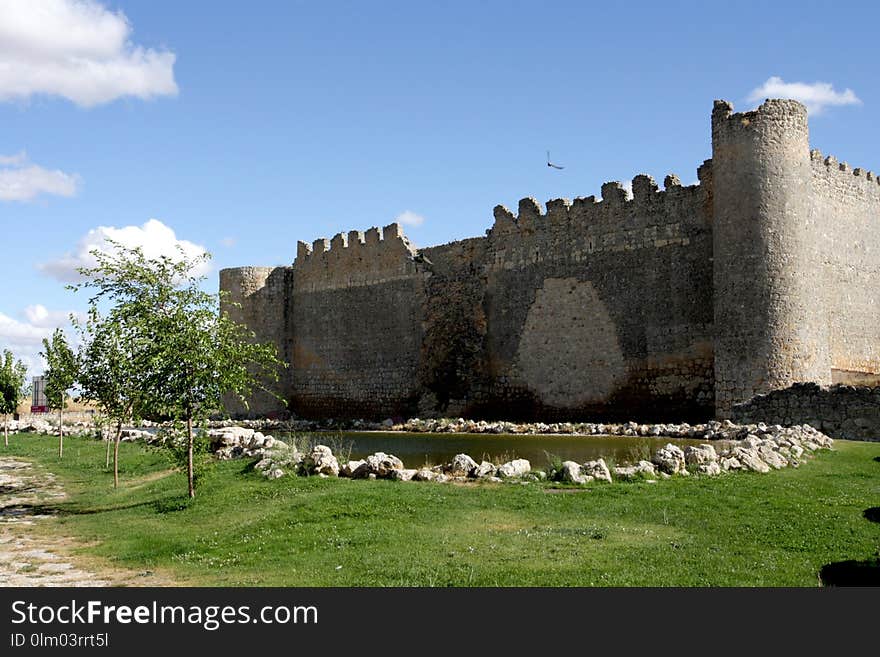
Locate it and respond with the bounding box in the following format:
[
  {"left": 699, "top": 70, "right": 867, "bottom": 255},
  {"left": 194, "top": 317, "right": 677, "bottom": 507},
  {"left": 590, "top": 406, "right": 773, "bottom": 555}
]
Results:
[
  {"left": 473, "top": 461, "right": 497, "bottom": 478},
  {"left": 652, "top": 443, "right": 687, "bottom": 475},
  {"left": 496, "top": 459, "right": 531, "bottom": 478},
  {"left": 613, "top": 460, "right": 657, "bottom": 480},
  {"left": 354, "top": 452, "right": 405, "bottom": 479},
  {"left": 303, "top": 445, "right": 340, "bottom": 477},
  {"left": 389, "top": 468, "right": 418, "bottom": 482},
  {"left": 559, "top": 461, "right": 590, "bottom": 484},
  {"left": 719, "top": 456, "right": 742, "bottom": 471},
  {"left": 684, "top": 444, "right": 718, "bottom": 466},
  {"left": 732, "top": 447, "right": 770, "bottom": 473},
  {"left": 581, "top": 458, "right": 612, "bottom": 483},
  {"left": 413, "top": 469, "right": 437, "bottom": 482},
  {"left": 695, "top": 462, "right": 721, "bottom": 476},
  {"left": 758, "top": 445, "right": 789, "bottom": 470},
  {"left": 445, "top": 453, "right": 478, "bottom": 477}
]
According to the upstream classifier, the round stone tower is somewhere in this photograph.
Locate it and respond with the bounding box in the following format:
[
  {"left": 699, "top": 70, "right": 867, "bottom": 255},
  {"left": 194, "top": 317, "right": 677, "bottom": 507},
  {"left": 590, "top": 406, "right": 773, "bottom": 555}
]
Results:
[
  {"left": 219, "top": 266, "right": 289, "bottom": 418},
  {"left": 711, "top": 98, "right": 830, "bottom": 417}
]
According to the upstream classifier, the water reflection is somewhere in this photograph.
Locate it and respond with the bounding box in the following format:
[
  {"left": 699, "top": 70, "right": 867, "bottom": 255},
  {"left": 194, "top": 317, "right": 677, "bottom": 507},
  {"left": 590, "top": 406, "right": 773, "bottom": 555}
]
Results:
[{"left": 279, "top": 431, "right": 715, "bottom": 469}]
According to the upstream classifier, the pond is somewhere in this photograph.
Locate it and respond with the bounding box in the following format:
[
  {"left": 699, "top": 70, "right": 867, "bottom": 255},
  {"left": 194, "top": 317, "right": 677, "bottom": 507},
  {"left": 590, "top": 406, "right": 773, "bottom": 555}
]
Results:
[{"left": 279, "top": 431, "right": 717, "bottom": 470}]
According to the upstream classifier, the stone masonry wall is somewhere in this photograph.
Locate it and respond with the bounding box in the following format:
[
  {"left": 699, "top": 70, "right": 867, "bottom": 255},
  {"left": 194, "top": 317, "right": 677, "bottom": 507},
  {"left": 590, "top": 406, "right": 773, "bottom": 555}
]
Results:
[
  {"left": 219, "top": 266, "right": 292, "bottom": 417},
  {"left": 810, "top": 150, "right": 880, "bottom": 383},
  {"left": 468, "top": 169, "right": 715, "bottom": 421},
  {"left": 732, "top": 383, "right": 880, "bottom": 441},
  {"left": 287, "top": 223, "right": 430, "bottom": 418},
  {"left": 221, "top": 98, "right": 879, "bottom": 423},
  {"left": 711, "top": 99, "right": 832, "bottom": 418}
]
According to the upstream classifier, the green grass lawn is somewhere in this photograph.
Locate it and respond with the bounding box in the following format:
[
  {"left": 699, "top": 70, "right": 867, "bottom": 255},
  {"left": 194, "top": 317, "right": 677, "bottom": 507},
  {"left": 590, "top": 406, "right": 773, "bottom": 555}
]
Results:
[{"left": 5, "top": 434, "right": 879, "bottom": 586}]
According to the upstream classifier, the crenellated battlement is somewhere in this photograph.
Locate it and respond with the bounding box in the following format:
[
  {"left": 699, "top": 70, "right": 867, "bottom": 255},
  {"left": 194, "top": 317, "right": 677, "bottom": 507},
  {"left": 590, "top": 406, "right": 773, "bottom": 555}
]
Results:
[
  {"left": 295, "top": 222, "right": 416, "bottom": 264},
  {"left": 488, "top": 164, "right": 711, "bottom": 242},
  {"left": 292, "top": 222, "right": 426, "bottom": 292},
  {"left": 810, "top": 149, "right": 880, "bottom": 197},
  {"left": 222, "top": 97, "right": 880, "bottom": 423},
  {"left": 711, "top": 97, "right": 808, "bottom": 139}
]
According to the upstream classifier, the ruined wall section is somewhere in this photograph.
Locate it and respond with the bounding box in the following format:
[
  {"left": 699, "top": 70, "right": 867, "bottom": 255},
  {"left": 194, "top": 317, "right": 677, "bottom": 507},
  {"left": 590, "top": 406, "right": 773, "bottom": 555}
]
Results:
[
  {"left": 809, "top": 151, "right": 880, "bottom": 383},
  {"left": 219, "top": 266, "right": 292, "bottom": 417},
  {"left": 712, "top": 99, "right": 831, "bottom": 417},
  {"left": 733, "top": 383, "right": 880, "bottom": 442},
  {"left": 476, "top": 166, "right": 715, "bottom": 421},
  {"left": 417, "top": 237, "right": 489, "bottom": 417},
  {"left": 288, "top": 223, "right": 430, "bottom": 418}
]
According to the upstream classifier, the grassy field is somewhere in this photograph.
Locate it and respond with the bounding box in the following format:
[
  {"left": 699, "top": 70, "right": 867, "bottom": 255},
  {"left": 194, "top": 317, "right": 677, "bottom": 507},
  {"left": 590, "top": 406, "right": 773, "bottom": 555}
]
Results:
[{"left": 4, "top": 434, "right": 879, "bottom": 586}]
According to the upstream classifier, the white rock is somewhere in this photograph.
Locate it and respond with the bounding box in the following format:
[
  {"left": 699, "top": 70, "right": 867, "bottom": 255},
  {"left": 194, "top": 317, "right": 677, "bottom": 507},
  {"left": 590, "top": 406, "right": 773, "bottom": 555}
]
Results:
[
  {"left": 719, "top": 457, "right": 742, "bottom": 471},
  {"left": 696, "top": 462, "right": 721, "bottom": 476},
  {"left": 733, "top": 447, "right": 770, "bottom": 473},
  {"left": 613, "top": 460, "right": 656, "bottom": 480},
  {"left": 389, "top": 468, "right": 417, "bottom": 482},
  {"left": 652, "top": 443, "right": 687, "bottom": 475},
  {"left": 356, "top": 452, "right": 405, "bottom": 478},
  {"left": 303, "top": 445, "right": 340, "bottom": 477},
  {"left": 581, "top": 458, "right": 612, "bottom": 483},
  {"left": 473, "top": 461, "right": 496, "bottom": 478},
  {"left": 496, "top": 459, "right": 530, "bottom": 478},
  {"left": 684, "top": 444, "right": 718, "bottom": 465},
  {"left": 560, "top": 461, "right": 589, "bottom": 484},
  {"left": 445, "top": 453, "right": 478, "bottom": 477},
  {"left": 758, "top": 445, "right": 789, "bottom": 470}
]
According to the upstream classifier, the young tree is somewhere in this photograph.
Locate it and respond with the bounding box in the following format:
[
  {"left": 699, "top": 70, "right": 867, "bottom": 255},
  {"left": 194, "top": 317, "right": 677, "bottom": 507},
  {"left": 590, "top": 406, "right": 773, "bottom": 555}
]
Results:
[
  {"left": 41, "top": 329, "right": 78, "bottom": 458},
  {"left": 74, "top": 242, "right": 285, "bottom": 498},
  {"left": 76, "top": 308, "right": 146, "bottom": 488},
  {"left": 0, "top": 350, "right": 28, "bottom": 447}
]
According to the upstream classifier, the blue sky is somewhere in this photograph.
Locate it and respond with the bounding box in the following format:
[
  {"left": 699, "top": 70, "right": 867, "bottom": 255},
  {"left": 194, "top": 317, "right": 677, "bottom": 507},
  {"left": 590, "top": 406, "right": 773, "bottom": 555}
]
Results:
[{"left": 1, "top": 0, "right": 878, "bottom": 372}]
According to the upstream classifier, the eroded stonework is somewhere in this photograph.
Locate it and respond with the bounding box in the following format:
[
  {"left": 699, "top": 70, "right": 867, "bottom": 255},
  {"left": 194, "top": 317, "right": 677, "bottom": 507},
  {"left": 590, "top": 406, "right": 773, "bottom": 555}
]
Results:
[
  {"left": 515, "top": 278, "right": 626, "bottom": 407},
  {"left": 221, "top": 99, "right": 880, "bottom": 421}
]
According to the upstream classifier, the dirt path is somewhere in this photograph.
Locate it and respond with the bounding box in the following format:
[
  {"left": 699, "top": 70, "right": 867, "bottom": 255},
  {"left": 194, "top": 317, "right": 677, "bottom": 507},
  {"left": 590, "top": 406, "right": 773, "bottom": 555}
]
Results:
[{"left": 0, "top": 456, "right": 172, "bottom": 587}]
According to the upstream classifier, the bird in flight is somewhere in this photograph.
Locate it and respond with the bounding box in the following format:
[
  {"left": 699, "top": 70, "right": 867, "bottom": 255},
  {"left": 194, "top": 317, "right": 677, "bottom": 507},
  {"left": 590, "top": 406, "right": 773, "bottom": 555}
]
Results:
[{"left": 546, "top": 151, "right": 564, "bottom": 170}]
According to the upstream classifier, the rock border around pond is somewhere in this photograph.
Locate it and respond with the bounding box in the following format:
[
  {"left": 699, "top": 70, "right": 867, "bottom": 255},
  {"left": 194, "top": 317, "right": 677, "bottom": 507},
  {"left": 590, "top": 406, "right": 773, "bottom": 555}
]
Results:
[
  {"left": 8, "top": 419, "right": 835, "bottom": 487},
  {"left": 238, "top": 423, "right": 834, "bottom": 486}
]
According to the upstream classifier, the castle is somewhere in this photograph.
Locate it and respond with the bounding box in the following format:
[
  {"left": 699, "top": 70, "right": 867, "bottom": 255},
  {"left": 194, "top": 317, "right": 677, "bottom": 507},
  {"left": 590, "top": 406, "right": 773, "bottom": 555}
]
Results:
[{"left": 220, "top": 99, "right": 880, "bottom": 422}]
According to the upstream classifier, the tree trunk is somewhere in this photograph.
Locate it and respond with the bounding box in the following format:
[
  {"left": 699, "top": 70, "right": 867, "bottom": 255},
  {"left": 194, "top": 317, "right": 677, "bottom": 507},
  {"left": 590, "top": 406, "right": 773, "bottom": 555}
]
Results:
[
  {"left": 4, "top": 414, "right": 8, "bottom": 448},
  {"left": 187, "top": 413, "right": 195, "bottom": 499},
  {"left": 58, "top": 407, "right": 63, "bottom": 459},
  {"left": 114, "top": 420, "right": 122, "bottom": 489},
  {"left": 105, "top": 428, "right": 111, "bottom": 468}
]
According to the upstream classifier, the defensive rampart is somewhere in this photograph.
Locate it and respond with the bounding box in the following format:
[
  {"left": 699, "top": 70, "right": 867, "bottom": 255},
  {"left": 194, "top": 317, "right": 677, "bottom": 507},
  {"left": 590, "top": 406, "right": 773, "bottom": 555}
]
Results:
[{"left": 220, "top": 99, "right": 879, "bottom": 423}]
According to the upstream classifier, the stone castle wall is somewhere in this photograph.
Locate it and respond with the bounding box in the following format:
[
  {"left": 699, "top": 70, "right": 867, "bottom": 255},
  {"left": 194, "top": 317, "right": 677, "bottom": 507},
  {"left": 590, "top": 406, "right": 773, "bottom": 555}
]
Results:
[
  {"left": 287, "top": 224, "right": 430, "bottom": 418},
  {"left": 732, "top": 383, "right": 880, "bottom": 442},
  {"left": 809, "top": 150, "right": 880, "bottom": 384},
  {"left": 220, "top": 99, "right": 880, "bottom": 423}
]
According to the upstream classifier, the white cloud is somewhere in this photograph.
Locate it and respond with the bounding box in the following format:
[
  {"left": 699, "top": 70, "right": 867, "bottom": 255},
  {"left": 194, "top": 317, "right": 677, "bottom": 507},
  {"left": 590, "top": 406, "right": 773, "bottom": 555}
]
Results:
[
  {"left": 23, "top": 304, "right": 80, "bottom": 329},
  {"left": 747, "top": 77, "right": 861, "bottom": 115},
  {"left": 220, "top": 237, "right": 237, "bottom": 248},
  {"left": 0, "top": 306, "right": 81, "bottom": 376},
  {"left": 40, "top": 218, "right": 210, "bottom": 283},
  {"left": 0, "top": 152, "right": 79, "bottom": 201},
  {"left": 0, "top": 150, "right": 27, "bottom": 165},
  {"left": 0, "top": 0, "right": 178, "bottom": 107},
  {"left": 395, "top": 210, "right": 425, "bottom": 227}
]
